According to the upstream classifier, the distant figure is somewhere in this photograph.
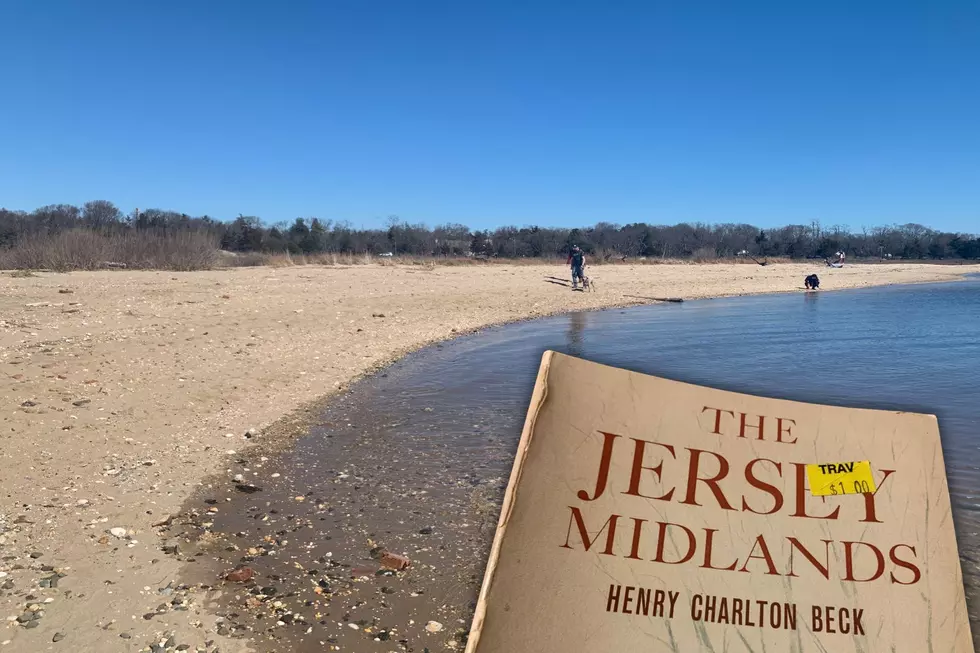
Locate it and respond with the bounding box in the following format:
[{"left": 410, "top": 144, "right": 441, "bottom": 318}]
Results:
[
  {"left": 805, "top": 274, "right": 820, "bottom": 290},
  {"left": 567, "top": 246, "right": 586, "bottom": 289},
  {"left": 835, "top": 250, "right": 846, "bottom": 265}
]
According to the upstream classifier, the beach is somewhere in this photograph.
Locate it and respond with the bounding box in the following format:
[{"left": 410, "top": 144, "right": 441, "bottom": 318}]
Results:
[{"left": 1, "top": 261, "right": 978, "bottom": 652}]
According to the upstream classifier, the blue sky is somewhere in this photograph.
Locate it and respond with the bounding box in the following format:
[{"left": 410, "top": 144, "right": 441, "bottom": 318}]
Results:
[{"left": 1, "top": 0, "right": 978, "bottom": 232}]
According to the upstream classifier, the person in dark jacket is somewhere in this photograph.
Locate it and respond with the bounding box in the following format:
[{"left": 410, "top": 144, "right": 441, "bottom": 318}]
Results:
[
  {"left": 567, "top": 246, "right": 586, "bottom": 289},
  {"left": 804, "top": 273, "right": 820, "bottom": 290}
]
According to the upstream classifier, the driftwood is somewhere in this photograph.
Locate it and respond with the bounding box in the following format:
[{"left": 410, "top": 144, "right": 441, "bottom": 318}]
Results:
[{"left": 624, "top": 294, "right": 684, "bottom": 303}]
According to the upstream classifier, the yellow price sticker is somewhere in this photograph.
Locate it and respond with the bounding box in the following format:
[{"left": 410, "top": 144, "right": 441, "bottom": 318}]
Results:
[{"left": 806, "top": 461, "right": 877, "bottom": 496}]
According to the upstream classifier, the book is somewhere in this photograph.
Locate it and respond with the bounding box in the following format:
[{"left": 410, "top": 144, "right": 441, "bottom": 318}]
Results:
[{"left": 465, "top": 351, "right": 973, "bottom": 652}]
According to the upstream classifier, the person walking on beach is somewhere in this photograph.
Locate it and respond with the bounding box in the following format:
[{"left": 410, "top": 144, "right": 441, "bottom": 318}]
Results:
[{"left": 567, "top": 246, "right": 586, "bottom": 289}]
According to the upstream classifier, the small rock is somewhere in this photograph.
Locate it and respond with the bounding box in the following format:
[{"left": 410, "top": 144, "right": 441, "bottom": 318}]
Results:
[
  {"left": 20, "top": 401, "right": 37, "bottom": 408},
  {"left": 234, "top": 484, "right": 262, "bottom": 494},
  {"left": 52, "top": 632, "right": 65, "bottom": 643},
  {"left": 16, "top": 612, "right": 33, "bottom": 624},
  {"left": 245, "top": 428, "right": 257, "bottom": 438},
  {"left": 58, "top": 289, "right": 73, "bottom": 294},
  {"left": 425, "top": 621, "right": 444, "bottom": 633},
  {"left": 162, "top": 539, "right": 181, "bottom": 555},
  {"left": 119, "top": 633, "right": 132, "bottom": 639},
  {"left": 23, "top": 620, "right": 38, "bottom": 630},
  {"left": 224, "top": 567, "right": 255, "bottom": 583},
  {"left": 377, "top": 550, "right": 411, "bottom": 571},
  {"left": 29, "top": 552, "right": 42, "bottom": 559},
  {"left": 76, "top": 499, "right": 89, "bottom": 506},
  {"left": 109, "top": 527, "right": 127, "bottom": 538},
  {"left": 419, "top": 527, "right": 433, "bottom": 535},
  {"left": 72, "top": 399, "right": 91, "bottom": 407}
]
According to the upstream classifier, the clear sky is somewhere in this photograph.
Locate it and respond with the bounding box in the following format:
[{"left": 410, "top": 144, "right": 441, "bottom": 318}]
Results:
[{"left": 1, "top": 1, "right": 978, "bottom": 232}]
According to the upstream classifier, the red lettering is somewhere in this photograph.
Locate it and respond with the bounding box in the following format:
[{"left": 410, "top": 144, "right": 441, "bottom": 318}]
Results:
[
  {"left": 700, "top": 528, "right": 738, "bottom": 571},
  {"left": 859, "top": 469, "right": 896, "bottom": 523},
  {"left": 625, "top": 518, "right": 647, "bottom": 560},
  {"left": 889, "top": 544, "right": 922, "bottom": 585},
  {"left": 790, "top": 463, "right": 840, "bottom": 520},
  {"left": 842, "top": 540, "right": 886, "bottom": 582},
  {"left": 739, "top": 413, "right": 765, "bottom": 440},
  {"left": 701, "top": 406, "right": 734, "bottom": 434},
  {"left": 577, "top": 431, "right": 620, "bottom": 501},
  {"left": 652, "top": 521, "right": 697, "bottom": 565},
  {"left": 624, "top": 439, "right": 676, "bottom": 501},
  {"left": 786, "top": 537, "right": 832, "bottom": 580},
  {"left": 776, "top": 417, "right": 797, "bottom": 444},
  {"left": 681, "top": 448, "right": 735, "bottom": 510},
  {"left": 560, "top": 507, "right": 619, "bottom": 555},
  {"left": 742, "top": 458, "right": 783, "bottom": 515},
  {"left": 738, "top": 535, "right": 780, "bottom": 575}
]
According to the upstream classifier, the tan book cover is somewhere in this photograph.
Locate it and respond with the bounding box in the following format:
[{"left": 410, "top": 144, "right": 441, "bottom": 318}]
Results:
[{"left": 465, "top": 351, "right": 973, "bottom": 652}]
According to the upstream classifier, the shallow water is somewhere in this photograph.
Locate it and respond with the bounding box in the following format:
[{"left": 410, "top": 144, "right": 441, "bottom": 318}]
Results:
[{"left": 183, "top": 278, "right": 980, "bottom": 651}]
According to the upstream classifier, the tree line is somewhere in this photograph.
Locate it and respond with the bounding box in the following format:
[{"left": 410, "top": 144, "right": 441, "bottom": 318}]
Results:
[{"left": 2, "top": 200, "right": 978, "bottom": 261}]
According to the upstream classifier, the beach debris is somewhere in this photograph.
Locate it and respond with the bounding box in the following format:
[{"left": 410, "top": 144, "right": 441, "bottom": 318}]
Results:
[
  {"left": 225, "top": 566, "right": 255, "bottom": 583},
  {"left": 370, "top": 545, "right": 411, "bottom": 571},
  {"left": 623, "top": 294, "right": 684, "bottom": 303},
  {"left": 235, "top": 483, "right": 262, "bottom": 494},
  {"left": 426, "top": 620, "right": 444, "bottom": 633},
  {"left": 58, "top": 289, "right": 73, "bottom": 294}
]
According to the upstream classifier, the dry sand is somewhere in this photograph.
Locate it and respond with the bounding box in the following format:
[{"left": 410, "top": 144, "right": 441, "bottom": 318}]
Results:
[{"left": 1, "top": 261, "right": 978, "bottom": 652}]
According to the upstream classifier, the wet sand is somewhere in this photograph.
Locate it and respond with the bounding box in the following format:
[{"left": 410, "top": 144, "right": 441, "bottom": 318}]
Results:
[{"left": 1, "top": 261, "right": 978, "bottom": 653}]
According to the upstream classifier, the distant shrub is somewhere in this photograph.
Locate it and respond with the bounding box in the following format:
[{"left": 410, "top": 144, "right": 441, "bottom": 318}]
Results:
[{"left": 0, "top": 228, "right": 219, "bottom": 271}]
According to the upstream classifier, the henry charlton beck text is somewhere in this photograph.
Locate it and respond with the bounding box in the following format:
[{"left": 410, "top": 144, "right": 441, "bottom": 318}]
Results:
[{"left": 604, "top": 585, "right": 865, "bottom": 635}]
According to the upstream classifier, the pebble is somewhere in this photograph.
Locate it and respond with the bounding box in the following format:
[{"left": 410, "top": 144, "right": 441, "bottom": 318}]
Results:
[
  {"left": 109, "top": 527, "right": 127, "bottom": 538},
  {"left": 426, "top": 620, "right": 444, "bottom": 633},
  {"left": 76, "top": 499, "right": 89, "bottom": 506},
  {"left": 52, "top": 632, "right": 65, "bottom": 643}
]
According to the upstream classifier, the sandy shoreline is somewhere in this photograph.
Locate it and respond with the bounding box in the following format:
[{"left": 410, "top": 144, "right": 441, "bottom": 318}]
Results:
[{"left": 1, "top": 261, "right": 978, "bottom": 652}]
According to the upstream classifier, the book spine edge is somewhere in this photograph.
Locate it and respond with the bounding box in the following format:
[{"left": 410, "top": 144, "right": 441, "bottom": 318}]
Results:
[{"left": 463, "top": 349, "right": 555, "bottom": 653}]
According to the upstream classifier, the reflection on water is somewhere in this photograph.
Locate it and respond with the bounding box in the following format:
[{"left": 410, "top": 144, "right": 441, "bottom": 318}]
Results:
[{"left": 566, "top": 311, "right": 587, "bottom": 357}]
